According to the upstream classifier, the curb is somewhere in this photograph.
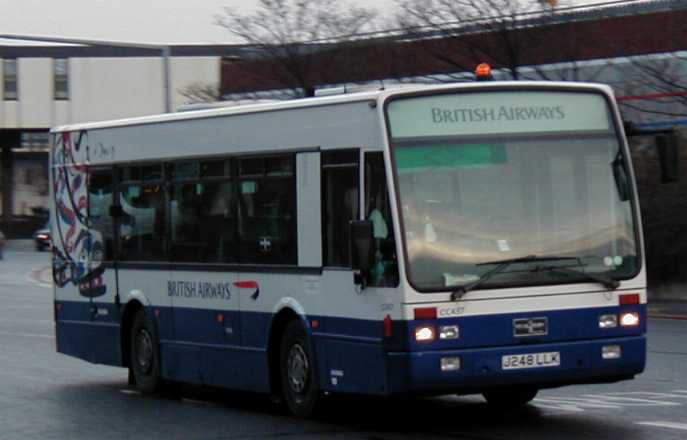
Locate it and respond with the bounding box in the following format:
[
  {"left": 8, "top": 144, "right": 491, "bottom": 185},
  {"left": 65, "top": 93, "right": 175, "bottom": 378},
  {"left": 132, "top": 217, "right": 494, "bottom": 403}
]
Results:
[
  {"left": 38, "top": 266, "right": 53, "bottom": 285},
  {"left": 647, "top": 312, "right": 687, "bottom": 321},
  {"left": 27, "top": 266, "right": 53, "bottom": 288},
  {"left": 648, "top": 305, "right": 687, "bottom": 320}
]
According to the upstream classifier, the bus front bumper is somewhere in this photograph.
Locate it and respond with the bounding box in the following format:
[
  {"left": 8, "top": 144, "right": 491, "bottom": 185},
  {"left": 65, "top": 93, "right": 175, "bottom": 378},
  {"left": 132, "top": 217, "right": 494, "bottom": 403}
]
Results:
[{"left": 385, "top": 336, "right": 646, "bottom": 395}]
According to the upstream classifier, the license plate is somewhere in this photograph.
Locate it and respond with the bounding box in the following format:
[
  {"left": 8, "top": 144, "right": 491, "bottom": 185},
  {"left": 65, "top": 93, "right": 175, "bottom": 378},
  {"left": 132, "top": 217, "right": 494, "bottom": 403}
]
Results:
[{"left": 501, "top": 352, "right": 561, "bottom": 370}]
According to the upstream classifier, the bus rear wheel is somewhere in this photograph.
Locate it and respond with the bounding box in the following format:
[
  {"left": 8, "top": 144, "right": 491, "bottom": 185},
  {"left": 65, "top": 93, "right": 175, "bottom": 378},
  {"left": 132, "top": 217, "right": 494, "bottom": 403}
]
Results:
[
  {"left": 482, "top": 386, "right": 538, "bottom": 409},
  {"left": 130, "top": 309, "right": 163, "bottom": 394},
  {"left": 279, "top": 320, "right": 320, "bottom": 418}
]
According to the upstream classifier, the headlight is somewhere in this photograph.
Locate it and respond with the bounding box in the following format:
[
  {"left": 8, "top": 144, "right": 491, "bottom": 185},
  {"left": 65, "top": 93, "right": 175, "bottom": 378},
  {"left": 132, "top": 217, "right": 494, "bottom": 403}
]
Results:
[
  {"left": 602, "top": 345, "right": 622, "bottom": 359},
  {"left": 415, "top": 325, "right": 436, "bottom": 343},
  {"left": 599, "top": 314, "right": 618, "bottom": 329},
  {"left": 620, "top": 312, "right": 640, "bottom": 327},
  {"left": 439, "top": 325, "right": 460, "bottom": 340},
  {"left": 441, "top": 357, "right": 461, "bottom": 371}
]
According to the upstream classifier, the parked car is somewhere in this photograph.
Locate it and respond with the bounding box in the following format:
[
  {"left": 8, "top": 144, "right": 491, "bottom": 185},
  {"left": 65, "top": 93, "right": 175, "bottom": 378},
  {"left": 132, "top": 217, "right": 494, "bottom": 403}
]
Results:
[{"left": 33, "top": 223, "right": 51, "bottom": 251}]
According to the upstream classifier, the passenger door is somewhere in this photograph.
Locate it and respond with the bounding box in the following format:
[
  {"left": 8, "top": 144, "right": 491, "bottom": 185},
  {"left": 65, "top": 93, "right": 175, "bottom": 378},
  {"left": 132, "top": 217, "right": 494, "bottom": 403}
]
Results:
[{"left": 318, "top": 150, "right": 400, "bottom": 393}]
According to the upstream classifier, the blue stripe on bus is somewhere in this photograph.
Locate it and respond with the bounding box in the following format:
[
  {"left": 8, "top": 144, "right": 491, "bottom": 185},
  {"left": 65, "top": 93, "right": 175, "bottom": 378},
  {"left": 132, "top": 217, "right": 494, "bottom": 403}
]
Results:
[
  {"left": 54, "top": 301, "right": 646, "bottom": 395},
  {"left": 56, "top": 319, "right": 121, "bottom": 366},
  {"left": 405, "top": 304, "right": 646, "bottom": 351},
  {"left": 385, "top": 336, "right": 646, "bottom": 394}
]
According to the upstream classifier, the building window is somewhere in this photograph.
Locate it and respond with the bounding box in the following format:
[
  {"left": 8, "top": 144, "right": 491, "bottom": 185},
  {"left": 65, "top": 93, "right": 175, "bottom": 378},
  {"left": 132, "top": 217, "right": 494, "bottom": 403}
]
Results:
[
  {"left": 3, "top": 59, "right": 18, "bottom": 100},
  {"left": 54, "top": 58, "right": 69, "bottom": 100}
]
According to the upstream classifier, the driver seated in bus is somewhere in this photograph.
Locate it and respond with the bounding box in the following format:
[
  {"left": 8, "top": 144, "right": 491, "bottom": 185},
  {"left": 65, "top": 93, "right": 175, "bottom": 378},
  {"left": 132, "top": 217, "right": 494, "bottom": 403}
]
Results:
[{"left": 367, "top": 194, "right": 397, "bottom": 286}]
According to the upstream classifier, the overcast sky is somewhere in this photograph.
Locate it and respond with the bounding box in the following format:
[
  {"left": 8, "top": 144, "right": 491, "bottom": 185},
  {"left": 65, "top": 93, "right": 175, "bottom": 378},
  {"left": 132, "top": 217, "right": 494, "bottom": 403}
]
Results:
[{"left": 0, "top": 0, "right": 641, "bottom": 45}]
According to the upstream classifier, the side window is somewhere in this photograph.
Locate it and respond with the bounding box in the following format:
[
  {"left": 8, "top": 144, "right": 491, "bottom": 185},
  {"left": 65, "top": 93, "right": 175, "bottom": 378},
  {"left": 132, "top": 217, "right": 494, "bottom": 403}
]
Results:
[
  {"left": 88, "top": 168, "right": 115, "bottom": 261},
  {"left": 118, "top": 165, "right": 166, "bottom": 261},
  {"left": 237, "top": 155, "right": 296, "bottom": 265},
  {"left": 53, "top": 58, "right": 69, "bottom": 100},
  {"left": 365, "top": 152, "right": 398, "bottom": 287},
  {"left": 322, "top": 150, "right": 359, "bottom": 267},
  {"left": 169, "top": 160, "right": 237, "bottom": 263}
]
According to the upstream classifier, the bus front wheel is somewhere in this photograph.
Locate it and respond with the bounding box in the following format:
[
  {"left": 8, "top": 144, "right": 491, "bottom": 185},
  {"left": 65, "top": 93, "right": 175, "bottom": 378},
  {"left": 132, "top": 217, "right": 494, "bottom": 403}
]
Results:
[
  {"left": 482, "top": 386, "right": 538, "bottom": 409},
  {"left": 130, "top": 309, "right": 163, "bottom": 394},
  {"left": 279, "top": 320, "right": 320, "bottom": 417}
]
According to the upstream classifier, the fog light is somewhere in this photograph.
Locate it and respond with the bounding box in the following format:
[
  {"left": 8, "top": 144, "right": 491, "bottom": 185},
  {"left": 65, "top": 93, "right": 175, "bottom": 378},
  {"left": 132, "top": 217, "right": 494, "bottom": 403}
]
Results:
[
  {"left": 441, "top": 357, "right": 461, "bottom": 371},
  {"left": 620, "top": 312, "right": 640, "bottom": 327},
  {"left": 439, "top": 325, "right": 460, "bottom": 340},
  {"left": 602, "top": 345, "right": 622, "bottom": 360},
  {"left": 599, "top": 314, "right": 618, "bottom": 329},
  {"left": 415, "top": 325, "right": 436, "bottom": 343}
]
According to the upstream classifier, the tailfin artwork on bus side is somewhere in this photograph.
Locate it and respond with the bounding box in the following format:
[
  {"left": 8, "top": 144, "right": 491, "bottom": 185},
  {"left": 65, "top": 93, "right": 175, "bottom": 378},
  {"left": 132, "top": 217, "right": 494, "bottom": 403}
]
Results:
[{"left": 51, "top": 130, "right": 106, "bottom": 298}]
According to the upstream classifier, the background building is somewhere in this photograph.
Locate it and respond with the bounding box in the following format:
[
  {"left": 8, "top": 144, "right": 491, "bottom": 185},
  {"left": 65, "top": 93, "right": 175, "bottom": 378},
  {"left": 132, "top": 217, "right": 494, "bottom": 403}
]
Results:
[
  {"left": 0, "top": 43, "right": 242, "bottom": 236},
  {"left": 220, "top": 0, "right": 687, "bottom": 128}
]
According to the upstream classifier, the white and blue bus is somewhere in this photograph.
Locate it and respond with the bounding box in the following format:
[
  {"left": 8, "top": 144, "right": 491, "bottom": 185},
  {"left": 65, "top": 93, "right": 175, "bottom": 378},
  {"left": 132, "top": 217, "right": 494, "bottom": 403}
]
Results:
[{"left": 50, "top": 82, "right": 646, "bottom": 417}]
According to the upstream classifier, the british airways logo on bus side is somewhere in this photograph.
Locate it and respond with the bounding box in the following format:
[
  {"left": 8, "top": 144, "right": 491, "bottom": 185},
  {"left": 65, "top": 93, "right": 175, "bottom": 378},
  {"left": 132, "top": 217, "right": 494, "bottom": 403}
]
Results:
[{"left": 167, "top": 280, "right": 232, "bottom": 300}]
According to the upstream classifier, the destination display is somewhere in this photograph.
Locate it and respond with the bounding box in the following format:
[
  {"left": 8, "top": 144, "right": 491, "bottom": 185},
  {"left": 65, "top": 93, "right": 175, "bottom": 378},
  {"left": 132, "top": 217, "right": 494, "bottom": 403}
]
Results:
[{"left": 387, "top": 91, "right": 612, "bottom": 138}]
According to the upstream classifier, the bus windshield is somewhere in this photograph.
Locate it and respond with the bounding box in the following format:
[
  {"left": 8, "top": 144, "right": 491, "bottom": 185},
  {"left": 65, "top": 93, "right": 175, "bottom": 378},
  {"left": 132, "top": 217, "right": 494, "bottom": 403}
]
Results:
[{"left": 386, "top": 90, "right": 638, "bottom": 292}]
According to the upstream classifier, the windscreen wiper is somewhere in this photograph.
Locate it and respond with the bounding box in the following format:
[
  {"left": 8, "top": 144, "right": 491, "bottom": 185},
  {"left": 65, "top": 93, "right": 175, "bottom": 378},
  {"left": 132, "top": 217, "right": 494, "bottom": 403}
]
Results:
[
  {"left": 450, "top": 255, "right": 583, "bottom": 301},
  {"left": 529, "top": 264, "right": 620, "bottom": 290}
]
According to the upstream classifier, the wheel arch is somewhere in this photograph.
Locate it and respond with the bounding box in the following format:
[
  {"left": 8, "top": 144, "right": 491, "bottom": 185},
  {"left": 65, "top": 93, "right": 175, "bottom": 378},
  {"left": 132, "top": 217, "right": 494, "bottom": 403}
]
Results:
[
  {"left": 119, "top": 299, "right": 145, "bottom": 368},
  {"left": 267, "top": 306, "right": 309, "bottom": 396}
]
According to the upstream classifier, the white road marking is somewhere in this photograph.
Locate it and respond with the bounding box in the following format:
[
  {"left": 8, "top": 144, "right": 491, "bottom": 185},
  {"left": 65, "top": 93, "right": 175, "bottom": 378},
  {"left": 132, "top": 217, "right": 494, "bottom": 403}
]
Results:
[
  {"left": 0, "top": 330, "right": 53, "bottom": 339},
  {"left": 182, "top": 398, "right": 218, "bottom": 407},
  {"left": 605, "top": 391, "right": 687, "bottom": 401},
  {"left": 636, "top": 421, "right": 687, "bottom": 431},
  {"left": 0, "top": 369, "right": 63, "bottom": 384},
  {"left": 534, "top": 397, "right": 621, "bottom": 412},
  {"left": 2, "top": 305, "right": 50, "bottom": 310},
  {"left": 120, "top": 389, "right": 141, "bottom": 395},
  {"left": 534, "top": 391, "right": 687, "bottom": 413},
  {"left": 0, "top": 318, "right": 54, "bottom": 325},
  {"left": 24, "top": 269, "right": 53, "bottom": 289},
  {"left": 582, "top": 394, "right": 681, "bottom": 407}
]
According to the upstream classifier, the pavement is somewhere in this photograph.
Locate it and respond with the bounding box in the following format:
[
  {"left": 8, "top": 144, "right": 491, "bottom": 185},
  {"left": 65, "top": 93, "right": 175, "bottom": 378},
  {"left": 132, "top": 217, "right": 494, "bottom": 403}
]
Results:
[
  {"left": 647, "top": 300, "right": 687, "bottom": 320},
  {"left": 4, "top": 239, "right": 687, "bottom": 320}
]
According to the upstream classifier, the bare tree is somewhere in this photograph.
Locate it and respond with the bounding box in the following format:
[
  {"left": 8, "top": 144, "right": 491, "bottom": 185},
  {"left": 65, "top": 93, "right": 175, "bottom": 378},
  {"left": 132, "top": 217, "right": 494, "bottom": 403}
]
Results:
[
  {"left": 615, "top": 53, "right": 687, "bottom": 121},
  {"left": 178, "top": 82, "right": 222, "bottom": 104},
  {"left": 215, "top": 0, "right": 380, "bottom": 97},
  {"left": 394, "top": 0, "right": 577, "bottom": 81}
]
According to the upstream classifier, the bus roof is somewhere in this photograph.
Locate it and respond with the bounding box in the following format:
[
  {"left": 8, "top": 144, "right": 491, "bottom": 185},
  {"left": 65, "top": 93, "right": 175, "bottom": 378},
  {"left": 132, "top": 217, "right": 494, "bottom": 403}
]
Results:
[{"left": 51, "top": 81, "right": 614, "bottom": 134}]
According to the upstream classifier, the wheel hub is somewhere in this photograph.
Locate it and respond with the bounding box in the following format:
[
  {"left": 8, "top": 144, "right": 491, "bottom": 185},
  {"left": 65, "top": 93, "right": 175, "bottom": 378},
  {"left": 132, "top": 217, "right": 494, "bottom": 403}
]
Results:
[
  {"left": 135, "top": 328, "right": 154, "bottom": 373},
  {"left": 287, "top": 343, "right": 309, "bottom": 394}
]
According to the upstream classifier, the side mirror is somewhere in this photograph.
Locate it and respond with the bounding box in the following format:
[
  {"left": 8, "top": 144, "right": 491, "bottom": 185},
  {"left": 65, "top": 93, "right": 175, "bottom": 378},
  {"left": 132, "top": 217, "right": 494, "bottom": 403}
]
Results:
[
  {"left": 350, "top": 220, "right": 374, "bottom": 273},
  {"left": 612, "top": 153, "right": 630, "bottom": 202},
  {"left": 656, "top": 133, "right": 679, "bottom": 183}
]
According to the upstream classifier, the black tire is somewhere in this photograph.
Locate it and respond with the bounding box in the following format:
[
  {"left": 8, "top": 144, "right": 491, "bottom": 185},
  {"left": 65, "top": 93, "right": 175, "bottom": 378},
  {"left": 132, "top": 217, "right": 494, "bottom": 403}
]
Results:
[
  {"left": 483, "top": 386, "right": 538, "bottom": 409},
  {"left": 280, "top": 320, "right": 320, "bottom": 418},
  {"left": 129, "top": 309, "right": 163, "bottom": 394}
]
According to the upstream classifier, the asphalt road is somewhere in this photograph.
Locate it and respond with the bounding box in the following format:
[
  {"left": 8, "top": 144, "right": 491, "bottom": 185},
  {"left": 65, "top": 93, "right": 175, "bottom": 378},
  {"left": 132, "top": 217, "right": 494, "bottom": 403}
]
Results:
[{"left": 1, "top": 247, "right": 686, "bottom": 440}]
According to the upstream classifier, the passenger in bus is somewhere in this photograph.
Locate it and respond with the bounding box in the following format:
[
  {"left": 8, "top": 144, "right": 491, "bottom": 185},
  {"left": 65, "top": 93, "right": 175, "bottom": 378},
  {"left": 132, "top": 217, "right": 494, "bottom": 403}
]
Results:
[{"left": 368, "top": 193, "right": 397, "bottom": 286}]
